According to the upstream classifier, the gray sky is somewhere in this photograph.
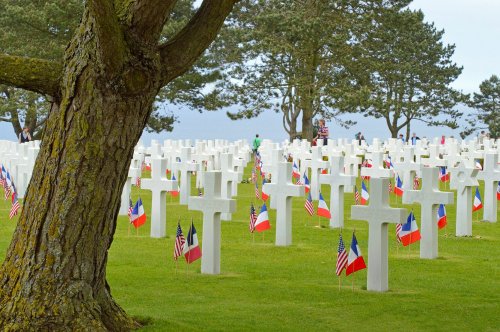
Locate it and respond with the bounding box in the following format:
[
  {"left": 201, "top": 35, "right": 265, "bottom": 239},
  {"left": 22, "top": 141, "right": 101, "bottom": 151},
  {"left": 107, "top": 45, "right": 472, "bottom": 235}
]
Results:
[{"left": 1, "top": 1, "right": 499, "bottom": 143}]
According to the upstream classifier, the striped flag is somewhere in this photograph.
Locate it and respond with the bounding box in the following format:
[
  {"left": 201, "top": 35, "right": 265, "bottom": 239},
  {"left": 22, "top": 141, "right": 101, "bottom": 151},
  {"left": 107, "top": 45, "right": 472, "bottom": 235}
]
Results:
[
  {"left": 9, "top": 192, "right": 20, "bottom": 219},
  {"left": 255, "top": 182, "right": 260, "bottom": 200},
  {"left": 249, "top": 204, "right": 257, "bottom": 233},
  {"left": 135, "top": 176, "right": 141, "bottom": 188},
  {"left": 354, "top": 185, "right": 360, "bottom": 205},
  {"left": 413, "top": 176, "right": 420, "bottom": 190},
  {"left": 335, "top": 234, "right": 348, "bottom": 276},
  {"left": 127, "top": 197, "right": 133, "bottom": 219},
  {"left": 388, "top": 180, "right": 393, "bottom": 193},
  {"left": 174, "top": 222, "right": 186, "bottom": 261},
  {"left": 304, "top": 192, "right": 314, "bottom": 216},
  {"left": 396, "top": 223, "right": 402, "bottom": 243}
]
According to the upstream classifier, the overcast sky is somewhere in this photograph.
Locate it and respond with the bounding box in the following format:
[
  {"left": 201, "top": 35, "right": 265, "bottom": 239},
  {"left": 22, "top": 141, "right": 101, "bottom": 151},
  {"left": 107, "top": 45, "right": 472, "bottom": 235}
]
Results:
[{"left": 1, "top": 0, "right": 499, "bottom": 143}]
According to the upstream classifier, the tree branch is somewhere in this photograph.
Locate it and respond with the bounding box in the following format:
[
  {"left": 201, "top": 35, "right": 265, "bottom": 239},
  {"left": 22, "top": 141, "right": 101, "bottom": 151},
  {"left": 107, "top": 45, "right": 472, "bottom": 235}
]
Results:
[
  {"left": 0, "top": 54, "right": 61, "bottom": 97},
  {"left": 116, "top": 0, "right": 178, "bottom": 46},
  {"left": 87, "top": 0, "right": 127, "bottom": 74},
  {"left": 159, "top": 0, "right": 238, "bottom": 84}
]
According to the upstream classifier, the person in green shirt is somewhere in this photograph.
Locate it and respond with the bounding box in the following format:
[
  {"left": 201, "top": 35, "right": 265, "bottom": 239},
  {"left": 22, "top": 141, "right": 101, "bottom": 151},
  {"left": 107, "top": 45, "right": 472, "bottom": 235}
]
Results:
[{"left": 252, "top": 134, "right": 262, "bottom": 154}]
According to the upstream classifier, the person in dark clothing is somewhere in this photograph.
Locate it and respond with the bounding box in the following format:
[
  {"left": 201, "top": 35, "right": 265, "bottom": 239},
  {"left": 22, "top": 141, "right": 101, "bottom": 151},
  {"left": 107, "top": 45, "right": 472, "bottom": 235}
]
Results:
[{"left": 18, "top": 127, "right": 32, "bottom": 143}]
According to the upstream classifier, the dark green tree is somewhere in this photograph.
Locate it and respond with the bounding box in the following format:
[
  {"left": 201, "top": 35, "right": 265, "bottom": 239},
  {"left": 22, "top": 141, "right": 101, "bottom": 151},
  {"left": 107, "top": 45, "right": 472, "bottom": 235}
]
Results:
[
  {"left": 339, "top": 4, "right": 465, "bottom": 139},
  {"left": 462, "top": 75, "right": 500, "bottom": 139},
  {"left": 0, "top": 0, "right": 237, "bottom": 329}
]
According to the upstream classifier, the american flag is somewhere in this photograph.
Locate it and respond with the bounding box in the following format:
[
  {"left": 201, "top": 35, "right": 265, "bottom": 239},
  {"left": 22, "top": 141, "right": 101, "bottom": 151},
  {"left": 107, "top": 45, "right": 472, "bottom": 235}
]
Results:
[
  {"left": 304, "top": 192, "right": 314, "bottom": 216},
  {"left": 413, "top": 176, "right": 420, "bottom": 190},
  {"left": 295, "top": 177, "right": 303, "bottom": 185},
  {"left": 9, "top": 192, "right": 20, "bottom": 219},
  {"left": 388, "top": 180, "right": 392, "bottom": 193},
  {"left": 4, "top": 183, "right": 11, "bottom": 200},
  {"left": 0, "top": 172, "right": 4, "bottom": 187},
  {"left": 255, "top": 182, "right": 260, "bottom": 200},
  {"left": 135, "top": 176, "right": 141, "bottom": 188},
  {"left": 174, "top": 222, "right": 186, "bottom": 260},
  {"left": 396, "top": 223, "right": 402, "bottom": 243},
  {"left": 127, "top": 198, "right": 133, "bottom": 219},
  {"left": 354, "top": 185, "right": 360, "bottom": 205},
  {"left": 335, "top": 234, "right": 348, "bottom": 276},
  {"left": 249, "top": 204, "right": 257, "bottom": 233}
]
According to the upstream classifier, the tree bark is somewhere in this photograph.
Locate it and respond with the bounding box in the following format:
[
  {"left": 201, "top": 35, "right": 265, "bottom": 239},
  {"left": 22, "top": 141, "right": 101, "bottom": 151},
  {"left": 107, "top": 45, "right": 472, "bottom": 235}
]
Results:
[{"left": 0, "top": 0, "right": 237, "bottom": 330}]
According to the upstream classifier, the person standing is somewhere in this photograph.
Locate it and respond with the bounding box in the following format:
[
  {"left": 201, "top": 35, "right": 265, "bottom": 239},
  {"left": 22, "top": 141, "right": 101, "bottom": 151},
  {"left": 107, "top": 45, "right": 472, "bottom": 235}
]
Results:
[
  {"left": 252, "top": 134, "right": 262, "bottom": 154},
  {"left": 18, "top": 127, "right": 32, "bottom": 143},
  {"left": 398, "top": 133, "right": 405, "bottom": 143},
  {"left": 410, "top": 132, "right": 420, "bottom": 145},
  {"left": 315, "top": 119, "right": 329, "bottom": 145}
]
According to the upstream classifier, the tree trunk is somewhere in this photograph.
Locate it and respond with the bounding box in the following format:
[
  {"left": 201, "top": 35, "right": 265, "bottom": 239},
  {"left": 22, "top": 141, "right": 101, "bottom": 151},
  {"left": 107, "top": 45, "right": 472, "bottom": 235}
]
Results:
[
  {"left": 0, "top": 11, "right": 159, "bottom": 331},
  {"left": 302, "top": 108, "right": 314, "bottom": 142}
]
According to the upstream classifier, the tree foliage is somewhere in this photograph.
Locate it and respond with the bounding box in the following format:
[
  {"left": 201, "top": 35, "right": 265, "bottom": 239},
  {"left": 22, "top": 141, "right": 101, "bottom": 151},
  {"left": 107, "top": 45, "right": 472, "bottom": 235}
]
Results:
[
  {"left": 334, "top": 2, "right": 466, "bottom": 138},
  {"left": 462, "top": 75, "right": 500, "bottom": 139}
]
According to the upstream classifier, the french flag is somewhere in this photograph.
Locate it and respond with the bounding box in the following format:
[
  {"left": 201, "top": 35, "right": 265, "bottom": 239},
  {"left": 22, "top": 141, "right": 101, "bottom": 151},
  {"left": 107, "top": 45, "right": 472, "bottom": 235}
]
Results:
[
  {"left": 346, "top": 233, "right": 366, "bottom": 276},
  {"left": 400, "top": 212, "right": 421, "bottom": 246},
  {"left": 317, "top": 193, "right": 331, "bottom": 218},
  {"left": 361, "top": 181, "right": 369, "bottom": 205},
  {"left": 474, "top": 159, "right": 482, "bottom": 170},
  {"left": 255, "top": 204, "right": 271, "bottom": 232},
  {"left": 437, "top": 204, "right": 447, "bottom": 229},
  {"left": 292, "top": 162, "right": 301, "bottom": 179},
  {"left": 394, "top": 175, "right": 404, "bottom": 197},
  {"left": 261, "top": 178, "right": 269, "bottom": 201},
  {"left": 303, "top": 172, "right": 310, "bottom": 193},
  {"left": 130, "top": 198, "right": 147, "bottom": 228},
  {"left": 184, "top": 221, "right": 202, "bottom": 264},
  {"left": 473, "top": 187, "right": 483, "bottom": 211},
  {"left": 170, "top": 174, "right": 180, "bottom": 197},
  {"left": 439, "top": 167, "right": 450, "bottom": 182},
  {"left": 497, "top": 182, "right": 500, "bottom": 200}
]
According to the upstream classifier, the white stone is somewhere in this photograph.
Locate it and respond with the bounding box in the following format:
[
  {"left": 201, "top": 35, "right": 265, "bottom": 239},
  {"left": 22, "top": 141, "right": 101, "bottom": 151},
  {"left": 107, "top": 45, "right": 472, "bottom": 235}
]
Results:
[
  {"left": 220, "top": 153, "right": 242, "bottom": 220},
  {"left": 449, "top": 161, "right": 479, "bottom": 236},
  {"left": 188, "top": 171, "right": 236, "bottom": 274},
  {"left": 309, "top": 147, "right": 329, "bottom": 200},
  {"left": 351, "top": 177, "right": 407, "bottom": 292},
  {"left": 319, "top": 155, "right": 356, "bottom": 229},
  {"left": 477, "top": 153, "right": 500, "bottom": 222},
  {"left": 361, "top": 151, "right": 391, "bottom": 179},
  {"left": 394, "top": 147, "right": 420, "bottom": 192},
  {"left": 263, "top": 162, "right": 305, "bottom": 246},
  {"left": 402, "top": 167, "right": 454, "bottom": 259},
  {"left": 140, "top": 158, "right": 177, "bottom": 238},
  {"left": 174, "top": 147, "right": 199, "bottom": 205}
]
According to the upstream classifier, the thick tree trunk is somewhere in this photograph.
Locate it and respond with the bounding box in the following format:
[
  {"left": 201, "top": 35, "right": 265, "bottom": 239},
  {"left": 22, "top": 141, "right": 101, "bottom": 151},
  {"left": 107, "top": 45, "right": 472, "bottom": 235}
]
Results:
[
  {"left": 0, "top": 10, "right": 159, "bottom": 331},
  {"left": 302, "top": 109, "right": 314, "bottom": 142}
]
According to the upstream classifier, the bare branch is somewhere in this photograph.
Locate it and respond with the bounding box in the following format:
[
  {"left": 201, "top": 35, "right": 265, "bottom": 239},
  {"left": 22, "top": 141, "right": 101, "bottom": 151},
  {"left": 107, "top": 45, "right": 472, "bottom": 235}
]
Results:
[
  {"left": 159, "top": 0, "right": 238, "bottom": 84},
  {"left": 0, "top": 54, "right": 61, "bottom": 97}
]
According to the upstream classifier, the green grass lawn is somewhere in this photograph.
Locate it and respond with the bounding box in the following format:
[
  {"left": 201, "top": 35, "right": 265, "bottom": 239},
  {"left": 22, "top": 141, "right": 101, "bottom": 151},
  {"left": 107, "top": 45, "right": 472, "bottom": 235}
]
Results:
[{"left": 1, "top": 166, "right": 499, "bottom": 331}]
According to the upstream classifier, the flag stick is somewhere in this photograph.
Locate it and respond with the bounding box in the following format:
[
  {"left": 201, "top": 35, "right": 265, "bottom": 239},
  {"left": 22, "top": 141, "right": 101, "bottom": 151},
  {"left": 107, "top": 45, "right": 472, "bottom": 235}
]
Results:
[
  {"left": 252, "top": 232, "right": 255, "bottom": 243},
  {"left": 128, "top": 222, "right": 130, "bottom": 237},
  {"left": 136, "top": 225, "right": 138, "bottom": 236},
  {"left": 338, "top": 276, "right": 341, "bottom": 291},
  {"left": 175, "top": 260, "right": 178, "bottom": 276}
]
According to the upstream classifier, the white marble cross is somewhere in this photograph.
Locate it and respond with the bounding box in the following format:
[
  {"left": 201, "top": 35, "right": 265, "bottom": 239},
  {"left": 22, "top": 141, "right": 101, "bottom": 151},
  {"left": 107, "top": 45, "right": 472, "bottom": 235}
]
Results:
[
  {"left": 402, "top": 167, "right": 454, "bottom": 259},
  {"left": 188, "top": 171, "right": 236, "bottom": 274},
  {"left": 394, "top": 147, "right": 420, "bottom": 191},
  {"left": 351, "top": 177, "right": 407, "bottom": 292},
  {"left": 343, "top": 144, "right": 362, "bottom": 193},
  {"left": 361, "top": 151, "right": 392, "bottom": 179},
  {"left": 174, "top": 147, "right": 199, "bottom": 205},
  {"left": 263, "top": 162, "right": 305, "bottom": 246},
  {"left": 141, "top": 158, "right": 177, "bottom": 238},
  {"left": 319, "top": 155, "right": 356, "bottom": 229},
  {"left": 220, "top": 153, "right": 242, "bottom": 221},
  {"left": 119, "top": 164, "right": 140, "bottom": 216},
  {"left": 309, "top": 147, "right": 329, "bottom": 200},
  {"left": 449, "top": 161, "right": 479, "bottom": 236},
  {"left": 477, "top": 153, "right": 500, "bottom": 223},
  {"left": 423, "top": 145, "right": 446, "bottom": 168}
]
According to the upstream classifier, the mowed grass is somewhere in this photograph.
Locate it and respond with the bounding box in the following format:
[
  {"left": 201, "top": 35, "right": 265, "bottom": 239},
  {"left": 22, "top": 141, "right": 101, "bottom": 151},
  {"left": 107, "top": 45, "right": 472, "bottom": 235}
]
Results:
[{"left": 0, "top": 165, "right": 499, "bottom": 331}]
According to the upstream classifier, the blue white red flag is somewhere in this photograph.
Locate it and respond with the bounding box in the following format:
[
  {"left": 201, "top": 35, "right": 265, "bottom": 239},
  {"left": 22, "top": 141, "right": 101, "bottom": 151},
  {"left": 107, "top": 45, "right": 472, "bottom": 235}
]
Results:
[
  {"left": 439, "top": 167, "right": 450, "bottom": 182},
  {"left": 303, "top": 172, "right": 310, "bottom": 193},
  {"left": 130, "top": 198, "right": 147, "bottom": 228},
  {"left": 400, "top": 212, "right": 421, "bottom": 246},
  {"left": 361, "top": 181, "right": 369, "bottom": 205},
  {"left": 255, "top": 204, "right": 271, "bottom": 232},
  {"left": 437, "top": 204, "right": 447, "bottom": 229},
  {"left": 261, "top": 178, "right": 269, "bottom": 201},
  {"left": 292, "top": 162, "right": 300, "bottom": 179},
  {"left": 317, "top": 193, "right": 331, "bottom": 218},
  {"left": 346, "top": 233, "right": 366, "bottom": 276},
  {"left": 394, "top": 174, "right": 404, "bottom": 197},
  {"left": 184, "top": 221, "right": 202, "bottom": 263},
  {"left": 473, "top": 187, "right": 482, "bottom": 211}
]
